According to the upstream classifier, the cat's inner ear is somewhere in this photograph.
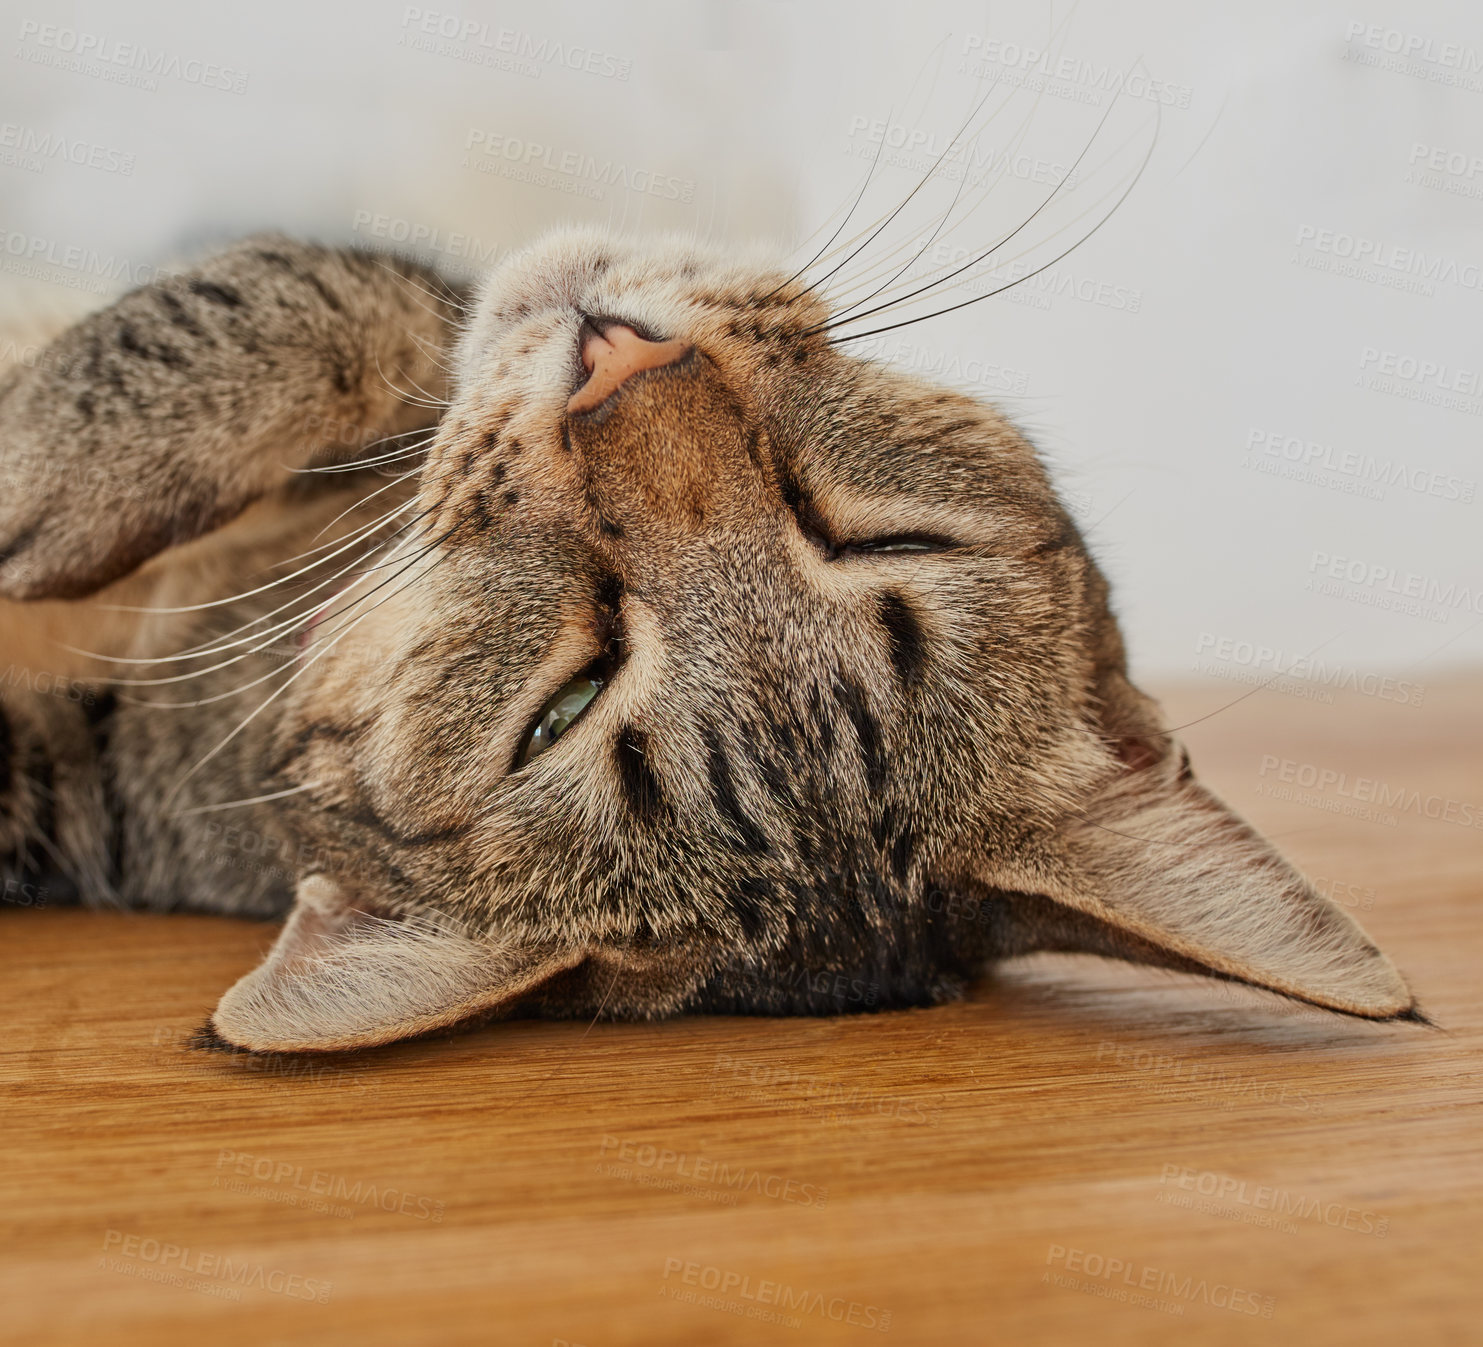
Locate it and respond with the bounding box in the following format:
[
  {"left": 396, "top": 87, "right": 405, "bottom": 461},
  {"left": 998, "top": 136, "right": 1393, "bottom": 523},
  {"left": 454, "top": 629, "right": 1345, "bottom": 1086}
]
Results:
[
  {"left": 208, "top": 876, "right": 586, "bottom": 1052},
  {"left": 982, "top": 734, "right": 1416, "bottom": 1020}
]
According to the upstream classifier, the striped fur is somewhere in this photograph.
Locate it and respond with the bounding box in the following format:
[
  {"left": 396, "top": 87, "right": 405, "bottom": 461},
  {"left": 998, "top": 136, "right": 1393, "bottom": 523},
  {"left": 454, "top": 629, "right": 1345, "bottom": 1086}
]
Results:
[{"left": 0, "top": 231, "right": 1416, "bottom": 1051}]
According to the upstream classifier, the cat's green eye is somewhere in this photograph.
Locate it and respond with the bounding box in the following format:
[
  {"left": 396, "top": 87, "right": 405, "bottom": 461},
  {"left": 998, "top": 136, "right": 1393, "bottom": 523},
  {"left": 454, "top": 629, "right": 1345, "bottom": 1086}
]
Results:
[{"left": 516, "top": 673, "right": 605, "bottom": 768}]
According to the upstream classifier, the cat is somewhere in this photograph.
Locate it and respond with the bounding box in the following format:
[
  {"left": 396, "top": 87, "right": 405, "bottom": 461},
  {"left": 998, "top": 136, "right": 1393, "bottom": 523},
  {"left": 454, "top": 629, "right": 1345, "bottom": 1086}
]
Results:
[{"left": 0, "top": 230, "right": 1419, "bottom": 1052}]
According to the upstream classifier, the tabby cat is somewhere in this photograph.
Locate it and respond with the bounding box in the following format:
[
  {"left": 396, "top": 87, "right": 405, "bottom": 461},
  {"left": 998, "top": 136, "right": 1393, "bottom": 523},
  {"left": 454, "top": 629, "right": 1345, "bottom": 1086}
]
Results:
[{"left": 0, "top": 231, "right": 1417, "bottom": 1051}]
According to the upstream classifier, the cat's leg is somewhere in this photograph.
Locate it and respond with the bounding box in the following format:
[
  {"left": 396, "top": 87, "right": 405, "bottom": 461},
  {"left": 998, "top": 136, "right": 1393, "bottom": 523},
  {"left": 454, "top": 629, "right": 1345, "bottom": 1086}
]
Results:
[
  {"left": 0, "top": 686, "right": 112, "bottom": 911},
  {"left": 1, "top": 670, "right": 306, "bottom": 917},
  {"left": 0, "top": 237, "right": 467, "bottom": 910},
  {"left": 0, "top": 235, "right": 466, "bottom": 603}
]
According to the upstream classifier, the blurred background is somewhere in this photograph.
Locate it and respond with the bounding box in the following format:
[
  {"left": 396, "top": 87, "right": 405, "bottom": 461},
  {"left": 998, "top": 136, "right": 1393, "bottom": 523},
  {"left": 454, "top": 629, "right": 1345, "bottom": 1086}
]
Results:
[{"left": 2, "top": 0, "right": 1479, "bottom": 688}]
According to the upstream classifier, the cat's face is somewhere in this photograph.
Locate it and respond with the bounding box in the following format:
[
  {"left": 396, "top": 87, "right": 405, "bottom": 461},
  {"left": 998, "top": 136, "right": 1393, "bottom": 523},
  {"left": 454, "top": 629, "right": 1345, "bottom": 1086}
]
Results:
[{"left": 208, "top": 230, "right": 1415, "bottom": 1050}]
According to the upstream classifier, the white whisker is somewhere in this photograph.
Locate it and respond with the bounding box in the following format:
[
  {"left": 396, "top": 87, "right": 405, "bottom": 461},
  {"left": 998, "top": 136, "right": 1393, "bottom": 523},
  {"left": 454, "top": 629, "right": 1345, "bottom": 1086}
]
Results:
[
  {"left": 370, "top": 255, "right": 471, "bottom": 320},
  {"left": 115, "top": 521, "right": 447, "bottom": 692},
  {"left": 288, "top": 429, "right": 436, "bottom": 476},
  {"left": 373, "top": 348, "right": 450, "bottom": 410},
  {"left": 97, "top": 478, "right": 424, "bottom": 617},
  {"left": 159, "top": 537, "right": 449, "bottom": 811},
  {"left": 169, "top": 781, "right": 324, "bottom": 819}
]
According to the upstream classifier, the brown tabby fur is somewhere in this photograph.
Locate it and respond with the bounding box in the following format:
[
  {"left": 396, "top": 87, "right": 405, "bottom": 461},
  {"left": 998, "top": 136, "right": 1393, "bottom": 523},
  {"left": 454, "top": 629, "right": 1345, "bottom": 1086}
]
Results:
[{"left": 0, "top": 232, "right": 1418, "bottom": 1051}]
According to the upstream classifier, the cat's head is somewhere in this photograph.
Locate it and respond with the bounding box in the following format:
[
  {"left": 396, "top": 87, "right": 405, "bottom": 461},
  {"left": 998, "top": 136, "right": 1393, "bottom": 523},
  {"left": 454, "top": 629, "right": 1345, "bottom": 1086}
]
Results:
[{"left": 208, "top": 229, "right": 1414, "bottom": 1050}]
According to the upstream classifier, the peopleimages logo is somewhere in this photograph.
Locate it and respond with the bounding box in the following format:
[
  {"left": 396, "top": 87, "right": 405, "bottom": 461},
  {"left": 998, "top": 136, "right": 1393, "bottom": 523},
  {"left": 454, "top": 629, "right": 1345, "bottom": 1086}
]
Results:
[
  {"left": 0, "top": 228, "right": 176, "bottom": 293},
  {"left": 958, "top": 35, "right": 1194, "bottom": 107},
  {"left": 905, "top": 238, "right": 1142, "bottom": 314},
  {"left": 1406, "top": 142, "right": 1483, "bottom": 201},
  {"left": 1191, "top": 634, "right": 1426, "bottom": 707},
  {"left": 1245, "top": 428, "right": 1475, "bottom": 504},
  {"left": 660, "top": 1258, "right": 892, "bottom": 1331},
  {"left": 215, "top": 1150, "right": 445, "bottom": 1222},
  {"left": 844, "top": 116, "right": 1080, "bottom": 188},
  {"left": 1358, "top": 346, "right": 1480, "bottom": 395},
  {"left": 1355, "top": 348, "right": 1483, "bottom": 418},
  {"left": 1307, "top": 551, "right": 1483, "bottom": 616},
  {"left": 849, "top": 333, "right": 1031, "bottom": 396},
  {"left": 349, "top": 209, "right": 504, "bottom": 275},
  {"left": 100, "top": 1230, "right": 331, "bottom": 1303},
  {"left": 597, "top": 1135, "right": 828, "bottom": 1207},
  {"left": 1293, "top": 224, "right": 1483, "bottom": 296},
  {"left": 1312, "top": 875, "right": 1377, "bottom": 912},
  {"left": 397, "top": 8, "right": 632, "bottom": 80},
  {"left": 1257, "top": 756, "right": 1483, "bottom": 830},
  {"left": 1407, "top": 142, "right": 1483, "bottom": 181},
  {"left": 1094, "top": 1041, "right": 1318, "bottom": 1113},
  {"left": 0, "top": 122, "right": 135, "bottom": 175},
  {"left": 462, "top": 129, "right": 695, "bottom": 203},
  {"left": 14, "top": 20, "right": 249, "bottom": 93},
  {"left": 1346, "top": 21, "right": 1483, "bottom": 78},
  {"left": 1157, "top": 1165, "right": 1389, "bottom": 1236},
  {"left": 1043, "top": 1246, "right": 1275, "bottom": 1318},
  {"left": 2, "top": 875, "right": 49, "bottom": 908},
  {"left": 710, "top": 1053, "right": 941, "bottom": 1125},
  {"left": 1, "top": 662, "right": 100, "bottom": 708}
]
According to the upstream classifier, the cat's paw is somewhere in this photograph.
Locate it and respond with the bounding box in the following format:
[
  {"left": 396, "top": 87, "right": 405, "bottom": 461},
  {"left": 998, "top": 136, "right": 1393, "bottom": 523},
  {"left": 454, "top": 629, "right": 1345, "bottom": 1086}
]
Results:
[{"left": 0, "top": 237, "right": 464, "bottom": 600}]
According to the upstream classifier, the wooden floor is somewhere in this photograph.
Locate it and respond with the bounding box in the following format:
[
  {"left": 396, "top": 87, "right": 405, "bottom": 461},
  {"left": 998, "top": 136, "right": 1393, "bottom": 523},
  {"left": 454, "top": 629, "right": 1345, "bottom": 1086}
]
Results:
[{"left": 2, "top": 673, "right": 1480, "bottom": 1346}]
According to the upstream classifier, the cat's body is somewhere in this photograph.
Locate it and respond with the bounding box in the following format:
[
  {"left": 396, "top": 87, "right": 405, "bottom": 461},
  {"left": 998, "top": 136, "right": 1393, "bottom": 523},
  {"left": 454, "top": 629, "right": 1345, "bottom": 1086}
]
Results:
[{"left": 0, "top": 234, "right": 1418, "bottom": 1050}]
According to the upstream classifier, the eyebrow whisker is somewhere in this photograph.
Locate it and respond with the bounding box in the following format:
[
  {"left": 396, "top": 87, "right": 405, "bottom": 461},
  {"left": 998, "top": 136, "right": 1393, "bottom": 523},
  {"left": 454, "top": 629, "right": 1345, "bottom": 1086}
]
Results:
[{"left": 804, "top": 77, "right": 1152, "bottom": 339}]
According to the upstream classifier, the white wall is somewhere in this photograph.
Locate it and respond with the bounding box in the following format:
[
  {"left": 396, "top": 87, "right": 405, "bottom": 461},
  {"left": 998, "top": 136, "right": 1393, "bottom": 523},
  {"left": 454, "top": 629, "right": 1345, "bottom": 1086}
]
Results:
[{"left": 3, "top": 0, "right": 1479, "bottom": 683}]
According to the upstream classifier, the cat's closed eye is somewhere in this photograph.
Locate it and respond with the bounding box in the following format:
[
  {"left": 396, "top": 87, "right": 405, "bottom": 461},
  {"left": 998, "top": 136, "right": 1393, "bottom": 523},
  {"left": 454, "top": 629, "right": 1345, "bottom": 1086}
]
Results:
[
  {"left": 835, "top": 535, "right": 949, "bottom": 557},
  {"left": 789, "top": 495, "right": 954, "bottom": 561}
]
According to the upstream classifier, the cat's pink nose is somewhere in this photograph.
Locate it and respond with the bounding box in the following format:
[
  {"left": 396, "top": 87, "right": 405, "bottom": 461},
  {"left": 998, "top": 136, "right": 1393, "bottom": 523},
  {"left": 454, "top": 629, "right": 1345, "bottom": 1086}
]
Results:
[{"left": 568, "top": 318, "right": 693, "bottom": 415}]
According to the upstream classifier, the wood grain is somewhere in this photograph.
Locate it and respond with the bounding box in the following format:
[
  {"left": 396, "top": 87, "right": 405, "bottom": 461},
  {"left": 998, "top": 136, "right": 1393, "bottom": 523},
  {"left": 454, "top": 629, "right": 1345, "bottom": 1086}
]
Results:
[{"left": 2, "top": 673, "right": 1480, "bottom": 1346}]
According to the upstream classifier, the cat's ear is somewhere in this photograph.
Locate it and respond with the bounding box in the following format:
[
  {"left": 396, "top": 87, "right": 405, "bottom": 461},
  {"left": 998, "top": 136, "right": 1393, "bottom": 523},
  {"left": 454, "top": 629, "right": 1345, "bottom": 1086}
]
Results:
[
  {"left": 977, "top": 734, "right": 1417, "bottom": 1020},
  {"left": 0, "top": 236, "right": 463, "bottom": 601},
  {"left": 207, "top": 876, "right": 587, "bottom": 1052}
]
